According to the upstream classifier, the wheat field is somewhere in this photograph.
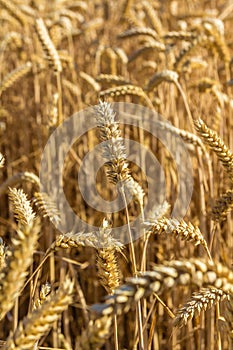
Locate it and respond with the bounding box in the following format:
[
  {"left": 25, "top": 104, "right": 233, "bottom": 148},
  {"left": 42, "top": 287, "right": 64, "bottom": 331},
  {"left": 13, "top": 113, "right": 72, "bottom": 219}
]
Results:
[{"left": 0, "top": 0, "right": 233, "bottom": 349}]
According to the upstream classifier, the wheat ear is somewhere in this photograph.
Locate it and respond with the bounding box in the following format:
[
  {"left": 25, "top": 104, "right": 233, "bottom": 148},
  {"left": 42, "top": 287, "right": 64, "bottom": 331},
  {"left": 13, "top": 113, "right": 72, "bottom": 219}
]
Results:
[
  {"left": 5, "top": 278, "right": 73, "bottom": 349},
  {"left": 96, "top": 219, "right": 121, "bottom": 294},
  {"left": 0, "top": 62, "right": 32, "bottom": 96},
  {"left": 35, "top": 18, "right": 62, "bottom": 73},
  {"left": 0, "top": 0, "right": 26, "bottom": 26},
  {"left": 174, "top": 287, "right": 227, "bottom": 327},
  {"left": 0, "top": 172, "right": 40, "bottom": 196},
  {"left": 211, "top": 189, "right": 233, "bottom": 221},
  {"left": 194, "top": 118, "right": 233, "bottom": 181},
  {"left": 33, "top": 191, "right": 61, "bottom": 224}
]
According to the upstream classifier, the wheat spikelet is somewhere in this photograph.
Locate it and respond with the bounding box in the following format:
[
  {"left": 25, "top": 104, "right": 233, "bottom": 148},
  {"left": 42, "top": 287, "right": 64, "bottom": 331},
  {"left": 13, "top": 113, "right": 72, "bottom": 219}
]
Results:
[
  {"left": 118, "top": 27, "right": 159, "bottom": 40},
  {"left": 174, "top": 287, "right": 227, "bottom": 327},
  {"left": 33, "top": 191, "right": 61, "bottom": 224},
  {"left": 8, "top": 187, "right": 35, "bottom": 227},
  {"left": 194, "top": 118, "right": 233, "bottom": 181},
  {"left": 35, "top": 18, "right": 62, "bottom": 73},
  {"left": 145, "top": 70, "right": 178, "bottom": 91},
  {"left": 0, "top": 0, "right": 26, "bottom": 26},
  {"left": 96, "top": 219, "right": 121, "bottom": 294},
  {"left": 5, "top": 278, "right": 73, "bottom": 349},
  {"left": 0, "top": 62, "right": 32, "bottom": 96},
  {"left": 128, "top": 41, "right": 166, "bottom": 62},
  {"left": 76, "top": 315, "right": 112, "bottom": 350},
  {"left": 0, "top": 189, "right": 39, "bottom": 320},
  {"left": 211, "top": 189, "right": 233, "bottom": 221},
  {"left": 0, "top": 172, "right": 40, "bottom": 196},
  {"left": 92, "top": 258, "right": 233, "bottom": 317}
]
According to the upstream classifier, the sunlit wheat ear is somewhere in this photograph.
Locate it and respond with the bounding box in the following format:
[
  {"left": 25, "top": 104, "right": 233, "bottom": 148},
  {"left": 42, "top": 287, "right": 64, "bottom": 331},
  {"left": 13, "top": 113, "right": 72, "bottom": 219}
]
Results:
[
  {"left": 0, "top": 189, "right": 40, "bottom": 320},
  {"left": 8, "top": 187, "right": 35, "bottom": 226},
  {"left": 0, "top": 0, "right": 26, "bottom": 26},
  {"left": 211, "top": 189, "right": 233, "bottom": 222},
  {"left": 96, "top": 218, "right": 121, "bottom": 294},
  {"left": 76, "top": 315, "right": 112, "bottom": 350},
  {"left": 174, "top": 287, "right": 228, "bottom": 328},
  {"left": 35, "top": 18, "right": 62, "bottom": 73},
  {"left": 94, "top": 101, "right": 144, "bottom": 207},
  {"left": 5, "top": 278, "right": 73, "bottom": 350},
  {"left": 96, "top": 74, "right": 131, "bottom": 86},
  {"left": 0, "top": 62, "right": 32, "bottom": 96},
  {"left": 194, "top": 118, "right": 233, "bottom": 181},
  {"left": 144, "top": 217, "right": 211, "bottom": 260},
  {"left": 92, "top": 258, "right": 233, "bottom": 317},
  {"left": 33, "top": 191, "right": 61, "bottom": 225}
]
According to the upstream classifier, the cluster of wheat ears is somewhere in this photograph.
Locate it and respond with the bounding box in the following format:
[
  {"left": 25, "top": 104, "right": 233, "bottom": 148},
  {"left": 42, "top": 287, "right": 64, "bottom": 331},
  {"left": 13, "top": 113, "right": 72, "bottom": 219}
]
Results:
[{"left": 0, "top": 0, "right": 233, "bottom": 349}]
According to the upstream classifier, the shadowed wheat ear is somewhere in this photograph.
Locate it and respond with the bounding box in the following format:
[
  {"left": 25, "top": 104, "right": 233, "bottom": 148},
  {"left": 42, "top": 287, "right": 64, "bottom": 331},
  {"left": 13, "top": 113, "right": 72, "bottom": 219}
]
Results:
[
  {"left": 174, "top": 287, "right": 228, "bottom": 328},
  {"left": 118, "top": 27, "right": 159, "bottom": 41},
  {"left": 145, "top": 70, "right": 178, "bottom": 91},
  {"left": 96, "top": 218, "right": 121, "bottom": 294},
  {"left": 194, "top": 118, "right": 233, "bottom": 181},
  {"left": 76, "top": 315, "right": 112, "bottom": 350},
  {"left": 211, "top": 189, "right": 233, "bottom": 221},
  {"left": 92, "top": 258, "right": 233, "bottom": 317},
  {"left": 0, "top": 188, "right": 39, "bottom": 320},
  {"left": 5, "top": 278, "right": 73, "bottom": 349},
  {"left": 35, "top": 18, "right": 62, "bottom": 73}
]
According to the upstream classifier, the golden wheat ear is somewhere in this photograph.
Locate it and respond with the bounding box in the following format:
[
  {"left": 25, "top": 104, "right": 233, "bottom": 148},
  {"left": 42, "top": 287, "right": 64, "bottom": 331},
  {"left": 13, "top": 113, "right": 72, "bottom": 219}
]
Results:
[
  {"left": 194, "top": 118, "right": 233, "bottom": 181},
  {"left": 0, "top": 188, "right": 39, "bottom": 320},
  {"left": 5, "top": 278, "right": 73, "bottom": 349},
  {"left": 174, "top": 287, "right": 228, "bottom": 328}
]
